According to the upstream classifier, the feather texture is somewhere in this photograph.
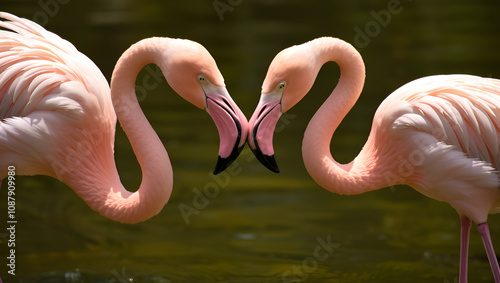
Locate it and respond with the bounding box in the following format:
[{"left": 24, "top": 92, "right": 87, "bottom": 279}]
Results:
[{"left": 390, "top": 75, "right": 500, "bottom": 170}]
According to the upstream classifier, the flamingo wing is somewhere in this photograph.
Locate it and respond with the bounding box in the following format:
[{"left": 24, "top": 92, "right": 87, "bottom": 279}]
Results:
[
  {"left": 0, "top": 12, "right": 114, "bottom": 176},
  {"left": 376, "top": 75, "right": 500, "bottom": 220},
  {"left": 386, "top": 75, "right": 500, "bottom": 169},
  {"left": 0, "top": 12, "right": 111, "bottom": 120}
]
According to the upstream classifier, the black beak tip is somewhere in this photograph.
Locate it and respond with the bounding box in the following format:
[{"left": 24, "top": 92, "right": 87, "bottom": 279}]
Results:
[
  {"left": 213, "top": 144, "right": 245, "bottom": 175},
  {"left": 251, "top": 148, "right": 280, "bottom": 173},
  {"left": 213, "top": 156, "right": 230, "bottom": 175}
]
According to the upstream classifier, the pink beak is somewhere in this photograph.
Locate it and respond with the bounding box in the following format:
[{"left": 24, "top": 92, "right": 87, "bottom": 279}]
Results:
[
  {"left": 247, "top": 95, "right": 281, "bottom": 173},
  {"left": 205, "top": 86, "right": 248, "bottom": 174}
]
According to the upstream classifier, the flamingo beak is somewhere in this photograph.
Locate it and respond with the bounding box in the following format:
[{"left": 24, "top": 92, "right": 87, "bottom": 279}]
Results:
[
  {"left": 205, "top": 86, "right": 248, "bottom": 175},
  {"left": 248, "top": 93, "right": 282, "bottom": 173}
]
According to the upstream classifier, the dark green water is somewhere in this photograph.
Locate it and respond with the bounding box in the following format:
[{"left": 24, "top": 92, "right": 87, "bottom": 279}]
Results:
[{"left": 0, "top": 0, "right": 500, "bottom": 282}]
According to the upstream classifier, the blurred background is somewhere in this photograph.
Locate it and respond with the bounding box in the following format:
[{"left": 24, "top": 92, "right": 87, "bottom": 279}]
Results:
[{"left": 0, "top": 0, "right": 499, "bottom": 282}]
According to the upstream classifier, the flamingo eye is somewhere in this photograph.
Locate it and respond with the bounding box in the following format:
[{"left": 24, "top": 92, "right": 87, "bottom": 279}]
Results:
[
  {"left": 198, "top": 75, "right": 207, "bottom": 82},
  {"left": 277, "top": 82, "right": 286, "bottom": 90}
]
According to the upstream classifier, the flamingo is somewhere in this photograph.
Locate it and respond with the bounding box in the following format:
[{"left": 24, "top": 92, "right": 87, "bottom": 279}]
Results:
[
  {"left": 248, "top": 37, "right": 500, "bottom": 282},
  {"left": 0, "top": 12, "right": 248, "bottom": 223}
]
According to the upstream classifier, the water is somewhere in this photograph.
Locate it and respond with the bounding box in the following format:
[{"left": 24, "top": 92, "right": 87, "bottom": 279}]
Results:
[{"left": 0, "top": 0, "right": 500, "bottom": 282}]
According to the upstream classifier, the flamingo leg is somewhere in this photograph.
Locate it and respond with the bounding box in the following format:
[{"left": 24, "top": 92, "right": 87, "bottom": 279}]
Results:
[
  {"left": 459, "top": 216, "right": 471, "bottom": 283},
  {"left": 477, "top": 222, "right": 500, "bottom": 283}
]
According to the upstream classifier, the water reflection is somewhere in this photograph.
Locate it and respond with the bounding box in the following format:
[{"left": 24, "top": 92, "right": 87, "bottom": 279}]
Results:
[{"left": 0, "top": 0, "right": 500, "bottom": 282}]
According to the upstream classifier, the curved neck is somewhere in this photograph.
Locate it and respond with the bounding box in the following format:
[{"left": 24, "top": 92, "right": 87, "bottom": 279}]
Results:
[
  {"left": 96, "top": 38, "right": 173, "bottom": 223},
  {"left": 302, "top": 38, "right": 389, "bottom": 195}
]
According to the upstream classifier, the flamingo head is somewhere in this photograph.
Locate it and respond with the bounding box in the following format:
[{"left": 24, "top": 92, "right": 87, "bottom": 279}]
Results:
[
  {"left": 248, "top": 41, "right": 320, "bottom": 173},
  {"left": 163, "top": 39, "right": 249, "bottom": 174}
]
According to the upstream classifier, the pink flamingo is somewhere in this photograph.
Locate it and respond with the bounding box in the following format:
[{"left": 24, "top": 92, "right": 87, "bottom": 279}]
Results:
[
  {"left": 0, "top": 12, "right": 248, "bottom": 223},
  {"left": 248, "top": 37, "right": 500, "bottom": 282}
]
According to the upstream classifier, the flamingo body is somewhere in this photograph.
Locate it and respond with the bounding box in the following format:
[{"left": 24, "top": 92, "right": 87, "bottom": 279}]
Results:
[
  {"left": 0, "top": 12, "right": 248, "bottom": 223},
  {"left": 248, "top": 37, "right": 500, "bottom": 282},
  {"left": 374, "top": 75, "right": 500, "bottom": 222}
]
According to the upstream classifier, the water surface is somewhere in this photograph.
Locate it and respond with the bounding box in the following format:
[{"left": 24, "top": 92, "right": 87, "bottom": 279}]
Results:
[{"left": 0, "top": 0, "right": 499, "bottom": 282}]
